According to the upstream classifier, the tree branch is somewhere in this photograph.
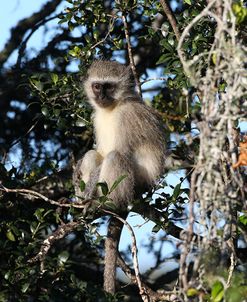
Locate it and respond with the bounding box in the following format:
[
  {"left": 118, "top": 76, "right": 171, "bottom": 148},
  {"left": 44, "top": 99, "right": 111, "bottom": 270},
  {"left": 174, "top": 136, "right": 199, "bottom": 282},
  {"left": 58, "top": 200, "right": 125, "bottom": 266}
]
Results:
[
  {"left": 160, "top": 0, "right": 180, "bottom": 42},
  {"left": 122, "top": 14, "right": 142, "bottom": 98},
  {"left": 16, "top": 13, "right": 64, "bottom": 68},
  {"left": 29, "top": 220, "right": 84, "bottom": 272}
]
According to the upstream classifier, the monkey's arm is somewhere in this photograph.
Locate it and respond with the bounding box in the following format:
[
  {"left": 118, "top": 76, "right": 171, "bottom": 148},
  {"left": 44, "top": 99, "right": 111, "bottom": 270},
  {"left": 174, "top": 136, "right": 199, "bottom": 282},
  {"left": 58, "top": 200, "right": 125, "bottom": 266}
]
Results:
[{"left": 118, "top": 101, "right": 167, "bottom": 150}]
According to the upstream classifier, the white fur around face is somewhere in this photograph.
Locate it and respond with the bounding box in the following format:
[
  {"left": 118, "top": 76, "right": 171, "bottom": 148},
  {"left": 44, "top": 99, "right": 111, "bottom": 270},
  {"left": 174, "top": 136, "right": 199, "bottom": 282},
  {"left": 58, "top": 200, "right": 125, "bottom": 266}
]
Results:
[{"left": 94, "top": 107, "right": 119, "bottom": 157}]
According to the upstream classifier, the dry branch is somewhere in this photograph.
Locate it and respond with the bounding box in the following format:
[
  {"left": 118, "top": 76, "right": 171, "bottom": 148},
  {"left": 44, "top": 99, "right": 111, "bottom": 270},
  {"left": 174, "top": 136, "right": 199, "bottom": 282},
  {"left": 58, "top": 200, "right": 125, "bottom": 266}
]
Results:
[{"left": 29, "top": 220, "right": 83, "bottom": 272}]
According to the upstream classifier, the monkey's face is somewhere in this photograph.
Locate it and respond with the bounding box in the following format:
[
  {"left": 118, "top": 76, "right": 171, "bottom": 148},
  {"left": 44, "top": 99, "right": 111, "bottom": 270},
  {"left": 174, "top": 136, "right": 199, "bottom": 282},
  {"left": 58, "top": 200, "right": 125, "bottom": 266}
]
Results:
[
  {"left": 91, "top": 81, "right": 117, "bottom": 108},
  {"left": 84, "top": 61, "right": 138, "bottom": 109}
]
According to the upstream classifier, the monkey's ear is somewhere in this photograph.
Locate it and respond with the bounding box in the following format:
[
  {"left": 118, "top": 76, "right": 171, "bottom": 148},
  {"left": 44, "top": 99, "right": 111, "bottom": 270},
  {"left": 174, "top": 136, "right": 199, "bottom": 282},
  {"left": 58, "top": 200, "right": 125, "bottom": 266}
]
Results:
[{"left": 80, "top": 75, "right": 87, "bottom": 82}]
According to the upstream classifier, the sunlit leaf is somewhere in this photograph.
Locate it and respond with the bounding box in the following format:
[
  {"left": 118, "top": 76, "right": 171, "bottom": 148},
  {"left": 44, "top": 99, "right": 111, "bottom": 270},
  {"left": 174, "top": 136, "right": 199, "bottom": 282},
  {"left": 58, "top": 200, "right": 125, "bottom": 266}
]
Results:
[
  {"left": 58, "top": 251, "right": 70, "bottom": 265},
  {"left": 184, "top": 0, "right": 192, "bottom": 5},
  {"left": 6, "top": 230, "right": 15, "bottom": 241},
  {"left": 211, "top": 281, "right": 224, "bottom": 302}
]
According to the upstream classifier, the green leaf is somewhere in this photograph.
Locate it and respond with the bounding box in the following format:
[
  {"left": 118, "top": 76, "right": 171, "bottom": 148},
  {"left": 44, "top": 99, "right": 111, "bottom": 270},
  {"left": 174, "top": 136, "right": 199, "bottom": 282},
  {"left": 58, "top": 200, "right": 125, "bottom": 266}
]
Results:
[
  {"left": 187, "top": 288, "right": 198, "bottom": 297},
  {"left": 57, "top": 117, "right": 67, "bottom": 129},
  {"left": 99, "top": 195, "right": 108, "bottom": 204},
  {"left": 95, "top": 235, "right": 104, "bottom": 244},
  {"left": 21, "top": 282, "right": 30, "bottom": 293},
  {"left": 34, "top": 208, "right": 45, "bottom": 221},
  {"left": 161, "top": 41, "right": 174, "bottom": 53},
  {"left": 212, "top": 53, "right": 217, "bottom": 65},
  {"left": 184, "top": 0, "right": 192, "bottom": 5},
  {"left": 104, "top": 201, "right": 117, "bottom": 210},
  {"left": 225, "top": 287, "right": 243, "bottom": 302},
  {"left": 4, "top": 271, "right": 10, "bottom": 280},
  {"left": 211, "top": 281, "right": 224, "bottom": 302},
  {"left": 173, "top": 183, "right": 181, "bottom": 200},
  {"left": 41, "top": 106, "right": 49, "bottom": 117},
  {"left": 58, "top": 18, "right": 68, "bottom": 24},
  {"left": 30, "top": 78, "right": 43, "bottom": 91},
  {"left": 58, "top": 251, "right": 69, "bottom": 265},
  {"left": 239, "top": 214, "right": 247, "bottom": 226},
  {"left": 6, "top": 230, "right": 15, "bottom": 241},
  {"left": 97, "top": 182, "right": 109, "bottom": 196},
  {"left": 30, "top": 222, "right": 38, "bottom": 235},
  {"left": 109, "top": 175, "right": 127, "bottom": 193},
  {"left": 79, "top": 180, "right": 86, "bottom": 192},
  {"left": 68, "top": 21, "right": 75, "bottom": 31},
  {"left": 51, "top": 73, "right": 59, "bottom": 85},
  {"left": 152, "top": 224, "right": 161, "bottom": 233},
  {"left": 53, "top": 108, "right": 61, "bottom": 117},
  {"left": 232, "top": 2, "right": 247, "bottom": 24},
  {"left": 156, "top": 53, "right": 173, "bottom": 65}
]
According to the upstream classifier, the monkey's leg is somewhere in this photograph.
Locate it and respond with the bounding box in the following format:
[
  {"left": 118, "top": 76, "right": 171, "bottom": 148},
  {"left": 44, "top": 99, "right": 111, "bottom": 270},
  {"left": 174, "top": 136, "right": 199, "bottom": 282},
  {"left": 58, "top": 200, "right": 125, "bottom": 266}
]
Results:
[
  {"left": 99, "top": 151, "right": 135, "bottom": 208},
  {"left": 73, "top": 150, "right": 103, "bottom": 200}
]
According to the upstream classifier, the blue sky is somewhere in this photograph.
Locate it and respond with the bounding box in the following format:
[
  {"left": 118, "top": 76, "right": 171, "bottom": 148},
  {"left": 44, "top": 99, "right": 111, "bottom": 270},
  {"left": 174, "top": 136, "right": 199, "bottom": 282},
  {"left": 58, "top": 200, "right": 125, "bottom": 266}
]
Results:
[
  {"left": 0, "top": 0, "right": 66, "bottom": 67},
  {"left": 1, "top": 1, "right": 46, "bottom": 47}
]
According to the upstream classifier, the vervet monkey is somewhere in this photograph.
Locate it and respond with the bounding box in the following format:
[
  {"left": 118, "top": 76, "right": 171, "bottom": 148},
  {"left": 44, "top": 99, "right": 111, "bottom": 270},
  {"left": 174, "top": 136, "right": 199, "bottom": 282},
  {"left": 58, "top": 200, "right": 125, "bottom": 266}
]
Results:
[
  {"left": 73, "top": 60, "right": 168, "bottom": 293},
  {"left": 74, "top": 60, "right": 168, "bottom": 206}
]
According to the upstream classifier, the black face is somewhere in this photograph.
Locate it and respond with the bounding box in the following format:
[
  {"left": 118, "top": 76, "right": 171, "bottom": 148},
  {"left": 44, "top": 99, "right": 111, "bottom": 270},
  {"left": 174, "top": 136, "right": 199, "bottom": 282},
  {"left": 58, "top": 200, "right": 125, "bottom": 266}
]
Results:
[{"left": 92, "top": 81, "right": 116, "bottom": 108}]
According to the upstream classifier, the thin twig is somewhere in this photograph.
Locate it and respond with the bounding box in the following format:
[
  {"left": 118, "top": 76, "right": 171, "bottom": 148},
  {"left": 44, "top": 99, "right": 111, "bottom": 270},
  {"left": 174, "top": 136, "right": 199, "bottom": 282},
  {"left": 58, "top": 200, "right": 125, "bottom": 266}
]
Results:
[
  {"left": 121, "top": 14, "right": 142, "bottom": 98},
  {"left": 0, "top": 186, "right": 85, "bottom": 209},
  {"left": 8, "top": 118, "right": 40, "bottom": 150},
  {"left": 141, "top": 77, "right": 167, "bottom": 85},
  {"left": 90, "top": 18, "right": 115, "bottom": 50},
  {"left": 226, "top": 252, "right": 236, "bottom": 288},
  {"left": 179, "top": 169, "right": 196, "bottom": 291},
  {"left": 160, "top": 0, "right": 180, "bottom": 42},
  {"left": 117, "top": 253, "right": 177, "bottom": 301}
]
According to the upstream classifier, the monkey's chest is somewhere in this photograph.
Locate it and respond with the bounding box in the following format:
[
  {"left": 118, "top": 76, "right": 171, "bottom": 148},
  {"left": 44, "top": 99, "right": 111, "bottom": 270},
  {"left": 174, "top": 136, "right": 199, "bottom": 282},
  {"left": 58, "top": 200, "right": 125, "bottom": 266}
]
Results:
[{"left": 94, "top": 109, "right": 119, "bottom": 157}]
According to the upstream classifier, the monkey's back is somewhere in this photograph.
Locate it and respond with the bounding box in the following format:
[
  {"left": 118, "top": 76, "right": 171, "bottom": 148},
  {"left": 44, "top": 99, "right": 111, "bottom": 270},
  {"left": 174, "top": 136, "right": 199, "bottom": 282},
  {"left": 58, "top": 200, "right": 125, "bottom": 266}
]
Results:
[
  {"left": 118, "top": 100, "right": 167, "bottom": 185},
  {"left": 118, "top": 100, "right": 166, "bottom": 150}
]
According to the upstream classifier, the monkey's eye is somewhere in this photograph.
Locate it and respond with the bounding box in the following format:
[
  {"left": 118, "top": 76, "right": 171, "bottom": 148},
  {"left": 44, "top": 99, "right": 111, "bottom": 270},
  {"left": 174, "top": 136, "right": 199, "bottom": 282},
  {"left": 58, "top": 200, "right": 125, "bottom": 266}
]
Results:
[
  {"left": 105, "top": 83, "right": 115, "bottom": 92},
  {"left": 92, "top": 83, "right": 101, "bottom": 91}
]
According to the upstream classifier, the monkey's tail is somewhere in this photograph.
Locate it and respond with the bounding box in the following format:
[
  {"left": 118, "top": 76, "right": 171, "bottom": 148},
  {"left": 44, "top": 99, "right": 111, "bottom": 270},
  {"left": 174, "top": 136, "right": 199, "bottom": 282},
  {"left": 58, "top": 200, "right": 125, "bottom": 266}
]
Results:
[{"left": 103, "top": 214, "right": 126, "bottom": 294}]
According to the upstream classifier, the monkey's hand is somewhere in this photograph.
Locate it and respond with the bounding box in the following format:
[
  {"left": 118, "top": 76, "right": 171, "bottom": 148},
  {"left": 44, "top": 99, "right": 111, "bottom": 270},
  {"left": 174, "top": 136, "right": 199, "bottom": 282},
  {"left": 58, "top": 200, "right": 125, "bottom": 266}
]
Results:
[{"left": 78, "top": 198, "right": 97, "bottom": 216}]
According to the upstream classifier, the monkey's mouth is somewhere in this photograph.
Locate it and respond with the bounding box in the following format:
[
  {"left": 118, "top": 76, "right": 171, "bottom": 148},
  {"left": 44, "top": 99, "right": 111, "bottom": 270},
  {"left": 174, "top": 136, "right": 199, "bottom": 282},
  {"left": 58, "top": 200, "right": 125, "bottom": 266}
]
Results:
[{"left": 95, "top": 97, "right": 115, "bottom": 108}]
